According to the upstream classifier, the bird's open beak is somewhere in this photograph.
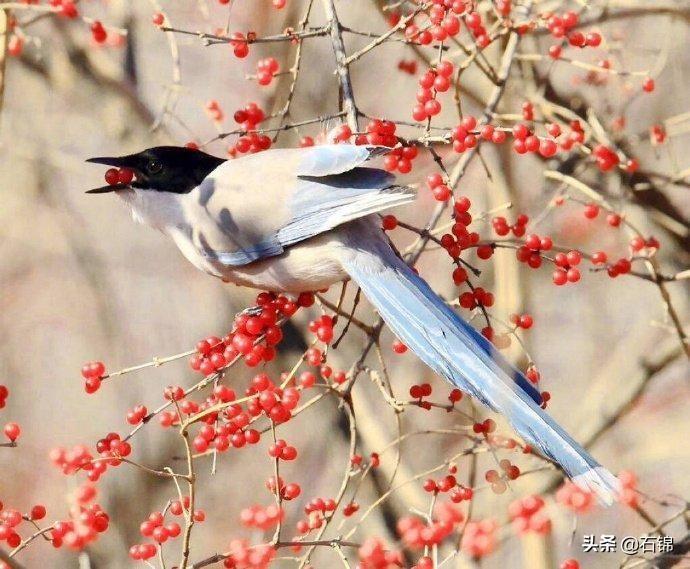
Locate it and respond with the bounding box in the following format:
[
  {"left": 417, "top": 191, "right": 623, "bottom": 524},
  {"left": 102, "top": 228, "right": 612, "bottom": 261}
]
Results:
[
  {"left": 86, "top": 183, "right": 130, "bottom": 194},
  {"left": 86, "top": 156, "right": 130, "bottom": 167},
  {"left": 86, "top": 155, "right": 136, "bottom": 194}
]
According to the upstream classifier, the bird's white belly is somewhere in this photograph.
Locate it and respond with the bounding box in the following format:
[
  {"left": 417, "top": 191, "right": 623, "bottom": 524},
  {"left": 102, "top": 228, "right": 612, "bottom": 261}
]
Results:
[
  {"left": 171, "top": 228, "right": 348, "bottom": 293},
  {"left": 224, "top": 233, "right": 348, "bottom": 292}
]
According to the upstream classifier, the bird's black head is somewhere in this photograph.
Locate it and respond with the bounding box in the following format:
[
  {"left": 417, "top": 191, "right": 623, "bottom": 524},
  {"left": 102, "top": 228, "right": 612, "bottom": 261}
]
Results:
[{"left": 86, "top": 146, "right": 226, "bottom": 194}]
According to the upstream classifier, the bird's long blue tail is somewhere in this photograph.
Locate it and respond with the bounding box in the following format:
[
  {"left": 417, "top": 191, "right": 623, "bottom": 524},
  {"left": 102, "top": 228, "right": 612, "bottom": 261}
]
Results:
[{"left": 340, "top": 224, "right": 620, "bottom": 504}]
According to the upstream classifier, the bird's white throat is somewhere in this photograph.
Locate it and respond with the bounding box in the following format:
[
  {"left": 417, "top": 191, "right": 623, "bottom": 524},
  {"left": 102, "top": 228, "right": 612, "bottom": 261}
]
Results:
[{"left": 117, "top": 187, "right": 186, "bottom": 231}]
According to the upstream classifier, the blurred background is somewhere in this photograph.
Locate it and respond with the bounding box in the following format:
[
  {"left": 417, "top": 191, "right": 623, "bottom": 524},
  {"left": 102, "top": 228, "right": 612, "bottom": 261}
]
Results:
[{"left": 0, "top": 1, "right": 689, "bottom": 567}]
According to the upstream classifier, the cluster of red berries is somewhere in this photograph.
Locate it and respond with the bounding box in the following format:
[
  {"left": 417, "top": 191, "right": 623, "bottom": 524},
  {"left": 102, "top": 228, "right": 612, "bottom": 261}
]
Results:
[
  {"left": 412, "top": 60, "right": 454, "bottom": 121},
  {"left": 423, "top": 472, "right": 459, "bottom": 495},
  {"left": 403, "top": 0, "right": 468, "bottom": 46},
  {"left": 206, "top": 99, "right": 225, "bottom": 122},
  {"left": 485, "top": 459, "right": 521, "bottom": 494},
  {"left": 397, "top": 59, "right": 417, "bottom": 74},
  {"left": 543, "top": 11, "right": 581, "bottom": 41},
  {"left": 80, "top": 360, "right": 106, "bottom": 394},
  {"left": 556, "top": 480, "right": 594, "bottom": 514},
  {"left": 129, "top": 500, "right": 204, "bottom": 560},
  {"left": 509, "top": 313, "right": 534, "bottom": 329},
  {"left": 358, "top": 537, "right": 404, "bottom": 569},
  {"left": 49, "top": 502, "right": 110, "bottom": 550},
  {"left": 557, "top": 119, "right": 586, "bottom": 151},
  {"left": 308, "top": 314, "right": 334, "bottom": 344},
  {"left": 222, "top": 539, "right": 275, "bottom": 569},
  {"left": 265, "top": 475, "right": 301, "bottom": 501},
  {"left": 229, "top": 32, "right": 251, "bottom": 58},
  {"left": 592, "top": 143, "right": 620, "bottom": 172},
  {"left": 49, "top": 0, "right": 79, "bottom": 19},
  {"left": 515, "top": 233, "right": 554, "bottom": 269},
  {"left": 509, "top": 495, "right": 552, "bottom": 534},
  {"left": 229, "top": 103, "right": 272, "bottom": 156},
  {"left": 234, "top": 102, "right": 265, "bottom": 129},
  {"left": 294, "top": 497, "right": 337, "bottom": 534},
  {"left": 248, "top": 372, "right": 301, "bottom": 419},
  {"left": 126, "top": 405, "right": 148, "bottom": 425},
  {"left": 630, "top": 235, "right": 660, "bottom": 253},
  {"left": 328, "top": 124, "right": 351, "bottom": 143},
  {"left": 50, "top": 445, "right": 94, "bottom": 476},
  {"left": 87, "top": 432, "right": 131, "bottom": 480},
  {"left": 138, "top": 510, "right": 181, "bottom": 544},
  {"left": 461, "top": 519, "right": 498, "bottom": 558},
  {"left": 552, "top": 250, "right": 583, "bottom": 286},
  {"left": 50, "top": 435, "right": 127, "bottom": 481},
  {"left": 103, "top": 167, "right": 134, "bottom": 188},
  {"left": 595, "top": 253, "right": 632, "bottom": 279},
  {"left": 188, "top": 293, "right": 307, "bottom": 372},
  {"left": 422, "top": 466, "right": 472, "bottom": 503},
  {"left": 511, "top": 122, "right": 558, "bottom": 157},
  {"left": 398, "top": 514, "right": 452, "bottom": 550},
  {"left": 409, "top": 383, "right": 432, "bottom": 400},
  {"left": 366, "top": 134, "right": 406, "bottom": 168},
  {"left": 450, "top": 116, "right": 492, "bottom": 153},
  {"left": 190, "top": 417, "right": 260, "bottom": 453},
  {"left": 426, "top": 172, "right": 452, "bottom": 202},
  {"left": 268, "top": 438, "right": 298, "bottom": 461},
  {"left": 343, "top": 501, "right": 360, "bottom": 516},
  {"left": 0, "top": 503, "right": 47, "bottom": 548},
  {"left": 546, "top": 21, "right": 602, "bottom": 54},
  {"left": 440, "top": 202, "right": 481, "bottom": 261},
  {"left": 426, "top": 3, "right": 464, "bottom": 40},
  {"left": 240, "top": 504, "right": 284, "bottom": 531},
  {"left": 472, "top": 418, "right": 496, "bottom": 435},
  {"left": 492, "top": 213, "right": 529, "bottom": 237},
  {"left": 464, "top": 10, "right": 492, "bottom": 47},
  {"left": 256, "top": 57, "right": 280, "bottom": 85},
  {"left": 458, "top": 287, "right": 495, "bottom": 310}
]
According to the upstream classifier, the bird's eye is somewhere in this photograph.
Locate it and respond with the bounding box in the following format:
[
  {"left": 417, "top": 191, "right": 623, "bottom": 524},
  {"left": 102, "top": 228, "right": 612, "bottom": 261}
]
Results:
[{"left": 147, "top": 159, "right": 163, "bottom": 174}]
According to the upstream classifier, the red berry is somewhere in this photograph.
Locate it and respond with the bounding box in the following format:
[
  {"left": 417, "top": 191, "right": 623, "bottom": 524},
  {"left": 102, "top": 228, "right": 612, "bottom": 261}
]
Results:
[
  {"left": 583, "top": 203, "right": 600, "bottom": 219},
  {"left": 552, "top": 270, "right": 567, "bottom": 286},
  {"left": 30, "top": 505, "right": 47, "bottom": 520},
  {"left": 3, "top": 423, "right": 20, "bottom": 442}
]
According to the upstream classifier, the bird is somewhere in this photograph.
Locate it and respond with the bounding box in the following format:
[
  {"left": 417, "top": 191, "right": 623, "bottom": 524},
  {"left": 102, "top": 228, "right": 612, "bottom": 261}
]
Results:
[{"left": 87, "top": 144, "right": 620, "bottom": 504}]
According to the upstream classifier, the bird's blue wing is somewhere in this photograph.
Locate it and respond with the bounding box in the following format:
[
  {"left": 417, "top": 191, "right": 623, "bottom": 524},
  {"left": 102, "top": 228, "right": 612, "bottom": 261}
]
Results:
[
  {"left": 195, "top": 145, "right": 414, "bottom": 267},
  {"left": 277, "top": 167, "right": 413, "bottom": 246}
]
